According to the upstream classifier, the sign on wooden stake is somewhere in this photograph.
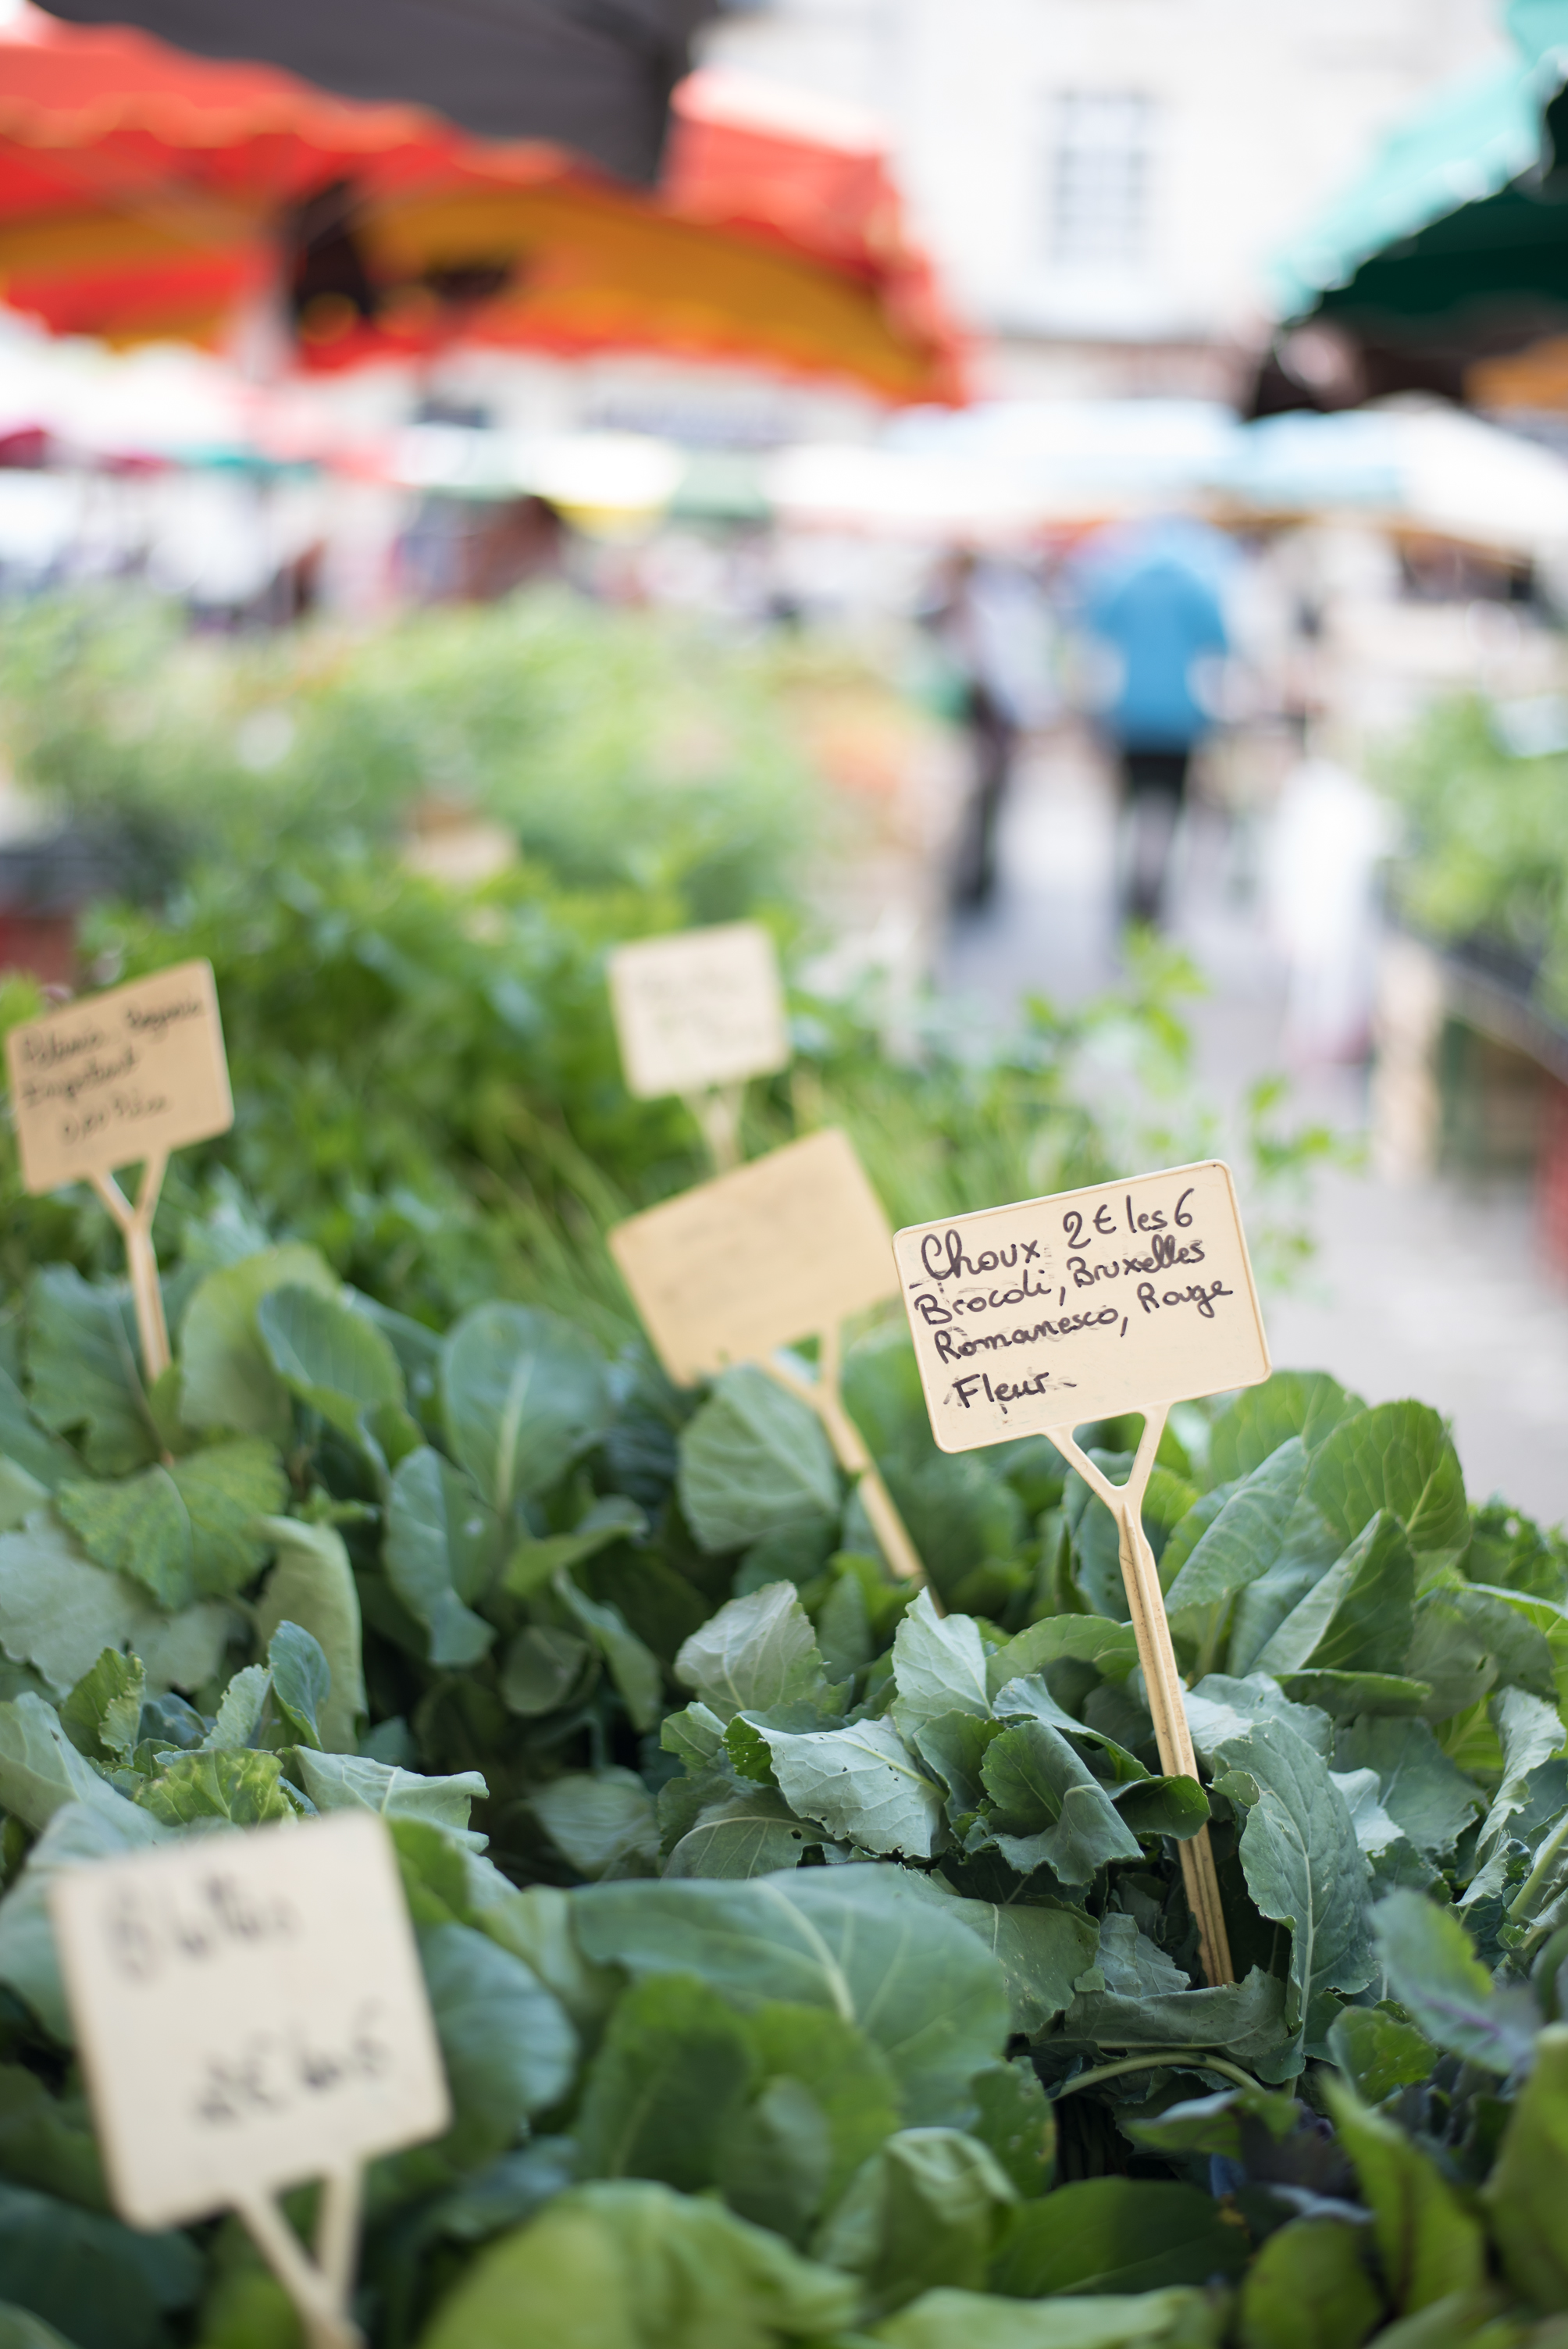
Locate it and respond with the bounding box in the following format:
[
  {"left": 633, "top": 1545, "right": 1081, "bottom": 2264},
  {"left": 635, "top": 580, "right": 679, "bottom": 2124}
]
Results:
[
  {"left": 608, "top": 922, "right": 789, "bottom": 1172},
  {"left": 892, "top": 1160, "right": 1271, "bottom": 1987},
  {"left": 609, "top": 1127, "right": 927, "bottom": 1587},
  {"left": 52, "top": 1811, "right": 450, "bottom": 2349},
  {"left": 5, "top": 960, "right": 233, "bottom": 1383}
]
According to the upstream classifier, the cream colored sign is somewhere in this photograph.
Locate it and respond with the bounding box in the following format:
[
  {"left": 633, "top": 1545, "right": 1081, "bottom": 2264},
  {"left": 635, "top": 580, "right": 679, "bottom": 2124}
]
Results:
[
  {"left": 608, "top": 922, "right": 789, "bottom": 1100},
  {"left": 52, "top": 1811, "right": 450, "bottom": 2230},
  {"left": 894, "top": 1160, "right": 1270, "bottom": 1451},
  {"left": 610, "top": 1126, "right": 896, "bottom": 1384},
  {"left": 6, "top": 959, "right": 233, "bottom": 1192}
]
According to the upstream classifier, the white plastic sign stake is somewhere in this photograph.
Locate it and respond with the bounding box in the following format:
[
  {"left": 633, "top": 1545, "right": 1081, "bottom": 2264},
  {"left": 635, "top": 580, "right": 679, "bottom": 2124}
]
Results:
[
  {"left": 893, "top": 1160, "right": 1272, "bottom": 1987},
  {"left": 608, "top": 922, "right": 789, "bottom": 1173},
  {"left": 609, "top": 1127, "right": 927, "bottom": 1586},
  {"left": 52, "top": 1811, "right": 450, "bottom": 2349},
  {"left": 5, "top": 960, "right": 233, "bottom": 1383}
]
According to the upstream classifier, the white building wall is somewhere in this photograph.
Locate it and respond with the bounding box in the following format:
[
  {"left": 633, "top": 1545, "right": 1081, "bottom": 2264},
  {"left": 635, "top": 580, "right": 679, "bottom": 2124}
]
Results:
[{"left": 701, "top": 0, "right": 1513, "bottom": 387}]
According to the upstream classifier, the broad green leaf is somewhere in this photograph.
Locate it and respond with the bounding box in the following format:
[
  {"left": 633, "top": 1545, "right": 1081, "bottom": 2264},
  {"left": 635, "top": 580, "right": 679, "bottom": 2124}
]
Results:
[
  {"left": 1322, "top": 2077, "right": 1484, "bottom": 2314},
  {"left": 255, "top": 1283, "right": 404, "bottom": 1436},
  {"left": 178, "top": 1244, "right": 338, "bottom": 1440},
  {"left": 0, "top": 2062, "right": 107, "bottom": 2209},
  {"left": 675, "top": 1582, "right": 835, "bottom": 1724},
  {"left": 57, "top": 1439, "right": 287, "bottom": 1610},
  {"left": 1467, "top": 1686, "right": 1566, "bottom": 1895},
  {"left": 1185, "top": 1672, "right": 1332, "bottom": 1759},
  {"left": 1331, "top": 1769, "right": 1413, "bottom": 1875},
  {"left": 1213, "top": 1716, "right": 1374, "bottom": 2047},
  {"left": 501, "top": 1625, "right": 593, "bottom": 1718},
  {"left": 968, "top": 2062, "right": 1054, "bottom": 2198},
  {"left": 59, "top": 1649, "right": 143, "bottom": 1763},
  {"left": 870, "top": 2287, "right": 1221, "bottom": 2349},
  {"left": 295, "top": 1750, "right": 488, "bottom": 1849},
  {"left": 985, "top": 1616, "right": 1139, "bottom": 1694},
  {"left": 1326, "top": 2005, "right": 1438, "bottom": 2104},
  {"left": 1306, "top": 1403, "right": 1469, "bottom": 1565},
  {"left": 131, "top": 1601, "right": 233, "bottom": 1700},
  {"left": 1058, "top": 1960, "right": 1292, "bottom": 2076},
  {"left": 1278, "top": 1672, "right": 1431, "bottom": 1720},
  {"left": 384, "top": 1449, "right": 498, "bottom": 1670},
  {"left": 742, "top": 2002, "right": 903, "bottom": 2218},
  {"left": 419, "top": 1919, "right": 578, "bottom": 2165},
  {"left": 1095, "top": 1912, "right": 1191, "bottom": 1996},
  {"left": 575, "top": 1971, "right": 756, "bottom": 2189},
  {"left": 913, "top": 1709, "right": 1007, "bottom": 1820},
  {"left": 26, "top": 1271, "right": 155, "bottom": 1476},
  {"left": 1481, "top": 2022, "right": 1568, "bottom": 2311},
  {"left": 201, "top": 1661, "right": 269, "bottom": 1752},
  {"left": 978, "top": 1719, "right": 1141, "bottom": 1884},
  {"left": 0, "top": 1798, "right": 166, "bottom": 2041},
  {"left": 253, "top": 1517, "right": 364, "bottom": 1752},
  {"left": 0, "top": 2179, "right": 201, "bottom": 2349},
  {"left": 1408, "top": 1584, "right": 1557, "bottom": 1722},
  {"left": 414, "top": 2178, "right": 859, "bottom": 2349},
  {"left": 677, "top": 1368, "right": 839, "bottom": 1555},
  {"left": 1256, "top": 1512, "right": 1415, "bottom": 1681},
  {"left": 1208, "top": 1371, "right": 1360, "bottom": 1483},
  {"left": 532, "top": 1770, "right": 658, "bottom": 1879},
  {"left": 905, "top": 1875, "right": 1099, "bottom": 2036},
  {"left": 0, "top": 1365, "right": 80, "bottom": 1494},
  {"left": 553, "top": 1574, "right": 662, "bottom": 1734},
  {"left": 989, "top": 2176, "right": 1249, "bottom": 2298},
  {"left": 265, "top": 1620, "right": 329, "bottom": 1749},
  {"left": 1373, "top": 1890, "right": 1537, "bottom": 2073},
  {"left": 664, "top": 1790, "right": 821, "bottom": 1879},
  {"left": 441, "top": 1303, "right": 610, "bottom": 1517},
  {"left": 0, "top": 1695, "right": 117, "bottom": 1832},
  {"left": 574, "top": 1865, "right": 1010, "bottom": 2126},
  {"left": 1154, "top": 1484, "right": 1230, "bottom": 1592},
  {"left": 134, "top": 1748, "right": 299, "bottom": 1827},
  {"left": 1333, "top": 1718, "right": 1483, "bottom": 1859},
  {"left": 753, "top": 1717, "right": 944, "bottom": 1860},
  {"left": 1164, "top": 1438, "right": 1310, "bottom": 1616},
  {"left": 1235, "top": 2215, "right": 1381, "bottom": 2349},
  {"left": 813, "top": 2127, "right": 1016, "bottom": 2317},
  {"left": 0, "top": 1463, "right": 51, "bottom": 1540},
  {"left": 1120, "top": 2084, "right": 1303, "bottom": 2160},
  {"left": 891, "top": 1592, "right": 990, "bottom": 1731},
  {"left": 503, "top": 1496, "right": 647, "bottom": 1602}
]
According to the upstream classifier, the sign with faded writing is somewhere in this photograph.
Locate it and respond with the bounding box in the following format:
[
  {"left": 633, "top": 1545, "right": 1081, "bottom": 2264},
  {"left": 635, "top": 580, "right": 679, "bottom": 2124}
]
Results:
[
  {"left": 608, "top": 922, "right": 789, "bottom": 1100},
  {"left": 609, "top": 1126, "right": 895, "bottom": 1384},
  {"left": 893, "top": 1160, "right": 1270, "bottom": 1451},
  {"left": 52, "top": 1812, "right": 449, "bottom": 2230},
  {"left": 6, "top": 960, "right": 233, "bottom": 1192}
]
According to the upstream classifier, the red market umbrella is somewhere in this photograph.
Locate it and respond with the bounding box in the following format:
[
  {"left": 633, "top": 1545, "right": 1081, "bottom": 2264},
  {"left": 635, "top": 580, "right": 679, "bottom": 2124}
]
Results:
[{"left": 0, "top": 12, "right": 967, "bottom": 405}]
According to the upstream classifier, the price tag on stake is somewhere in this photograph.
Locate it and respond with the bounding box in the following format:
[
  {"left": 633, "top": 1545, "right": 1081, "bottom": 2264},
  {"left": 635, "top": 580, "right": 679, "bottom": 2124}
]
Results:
[
  {"left": 608, "top": 922, "right": 789, "bottom": 1100},
  {"left": 610, "top": 1127, "right": 927, "bottom": 1584},
  {"left": 610, "top": 1125, "right": 895, "bottom": 1384},
  {"left": 6, "top": 958, "right": 232, "bottom": 1194},
  {"left": 893, "top": 1160, "right": 1269, "bottom": 1448},
  {"left": 52, "top": 1811, "right": 448, "bottom": 2227},
  {"left": 5, "top": 959, "right": 234, "bottom": 1387},
  {"left": 893, "top": 1160, "right": 1271, "bottom": 1993}
]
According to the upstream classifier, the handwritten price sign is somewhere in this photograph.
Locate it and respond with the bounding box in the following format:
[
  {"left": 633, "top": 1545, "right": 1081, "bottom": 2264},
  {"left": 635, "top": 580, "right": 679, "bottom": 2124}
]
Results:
[
  {"left": 607, "top": 922, "right": 789, "bottom": 1102},
  {"left": 5, "top": 959, "right": 233, "bottom": 1194},
  {"left": 894, "top": 1160, "right": 1270, "bottom": 1449},
  {"left": 52, "top": 1811, "right": 448, "bottom": 2232}
]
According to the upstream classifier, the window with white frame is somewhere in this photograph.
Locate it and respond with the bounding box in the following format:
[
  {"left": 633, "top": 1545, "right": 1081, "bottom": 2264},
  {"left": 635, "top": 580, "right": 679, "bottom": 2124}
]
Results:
[{"left": 1048, "top": 91, "right": 1156, "bottom": 272}]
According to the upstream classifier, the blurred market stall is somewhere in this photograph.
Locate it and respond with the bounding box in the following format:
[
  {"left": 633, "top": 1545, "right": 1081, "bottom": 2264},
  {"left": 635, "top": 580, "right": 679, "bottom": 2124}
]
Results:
[{"left": 0, "top": 12, "right": 964, "bottom": 403}]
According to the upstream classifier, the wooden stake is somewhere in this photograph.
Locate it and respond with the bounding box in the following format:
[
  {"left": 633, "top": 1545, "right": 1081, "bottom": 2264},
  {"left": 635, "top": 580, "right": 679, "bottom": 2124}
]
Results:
[
  {"left": 1046, "top": 1406, "right": 1235, "bottom": 1990},
  {"left": 763, "top": 1328, "right": 931, "bottom": 1599},
  {"left": 237, "top": 2174, "right": 365, "bottom": 2349},
  {"left": 682, "top": 1082, "right": 745, "bottom": 1176},
  {"left": 88, "top": 1151, "right": 170, "bottom": 1385}
]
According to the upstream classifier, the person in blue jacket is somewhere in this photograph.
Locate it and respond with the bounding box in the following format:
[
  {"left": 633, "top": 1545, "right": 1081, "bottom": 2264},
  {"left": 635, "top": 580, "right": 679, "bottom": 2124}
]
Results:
[{"left": 1075, "top": 517, "right": 1231, "bottom": 924}]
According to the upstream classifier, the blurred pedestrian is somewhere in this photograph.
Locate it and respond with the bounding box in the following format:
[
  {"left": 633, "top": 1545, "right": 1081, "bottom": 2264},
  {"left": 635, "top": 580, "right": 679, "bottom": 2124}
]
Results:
[
  {"left": 928, "top": 550, "right": 1057, "bottom": 909},
  {"left": 1074, "top": 517, "right": 1231, "bottom": 925}
]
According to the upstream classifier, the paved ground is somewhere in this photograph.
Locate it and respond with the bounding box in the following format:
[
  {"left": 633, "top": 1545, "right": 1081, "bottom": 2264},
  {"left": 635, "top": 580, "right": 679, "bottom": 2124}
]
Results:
[{"left": 938, "top": 730, "right": 1568, "bottom": 1524}]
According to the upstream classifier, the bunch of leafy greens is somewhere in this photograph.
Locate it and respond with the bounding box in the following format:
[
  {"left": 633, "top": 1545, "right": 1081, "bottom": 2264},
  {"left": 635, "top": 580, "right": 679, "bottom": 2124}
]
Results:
[
  {"left": 0, "top": 1209, "right": 1560, "bottom": 2344},
  {"left": 1381, "top": 690, "right": 1568, "bottom": 1014}
]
